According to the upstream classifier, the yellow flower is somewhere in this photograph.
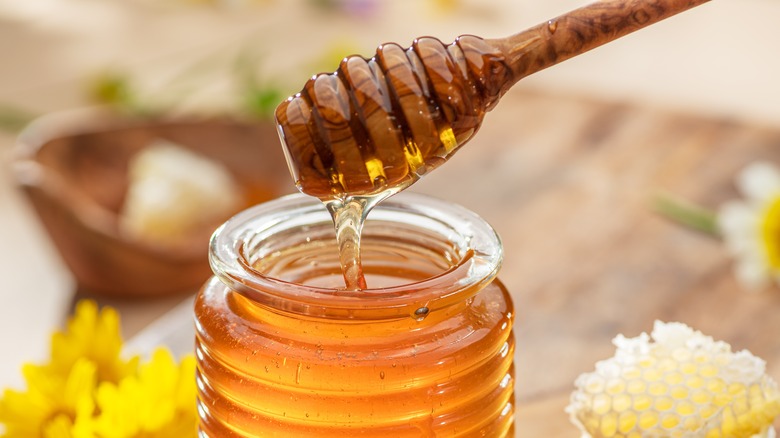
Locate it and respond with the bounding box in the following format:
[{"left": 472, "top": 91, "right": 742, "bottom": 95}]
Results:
[
  {"left": 719, "top": 161, "right": 780, "bottom": 291},
  {"left": 0, "top": 358, "right": 96, "bottom": 437},
  {"left": 48, "top": 301, "right": 138, "bottom": 383},
  {"left": 92, "top": 349, "right": 197, "bottom": 438},
  {"left": 567, "top": 321, "right": 780, "bottom": 438},
  {"left": 0, "top": 300, "right": 197, "bottom": 437}
]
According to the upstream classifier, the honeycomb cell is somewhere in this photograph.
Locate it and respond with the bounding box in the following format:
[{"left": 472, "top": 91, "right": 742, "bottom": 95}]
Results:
[
  {"left": 686, "top": 375, "right": 705, "bottom": 390},
  {"left": 692, "top": 390, "right": 713, "bottom": 405},
  {"left": 676, "top": 400, "right": 695, "bottom": 416},
  {"left": 618, "top": 412, "right": 637, "bottom": 433},
  {"left": 587, "top": 375, "right": 606, "bottom": 394},
  {"left": 662, "top": 413, "right": 681, "bottom": 429},
  {"left": 593, "top": 393, "right": 612, "bottom": 415},
  {"left": 708, "top": 378, "right": 727, "bottom": 394},
  {"left": 655, "top": 397, "right": 674, "bottom": 411},
  {"left": 649, "top": 382, "right": 669, "bottom": 396},
  {"left": 681, "top": 362, "right": 699, "bottom": 375},
  {"left": 643, "top": 368, "right": 663, "bottom": 382},
  {"left": 639, "top": 411, "right": 659, "bottom": 429},
  {"left": 701, "top": 364, "right": 720, "bottom": 378},
  {"left": 639, "top": 357, "right": 657, "bottom": 368},
  {"left": 694, "top": 352, "right": 712, "bottom": 364},
  {"left": 607, "top": 379, "right": 627, "bottom": 395},
  {"left": 682, "top": 415, "right": 702, "bottom": 431},
  {"left": 613, "top": 394, "right": 632, "bottom": 412},
  {"left": 600, "top": 412, "right": 618, "bottom": 436},
  {"left": 666, "top": 372, "right": 685, "bottom": 385},
  {"left": 671, "top": 386, "right": 690, "bottom": 400},
  {"left": 567, "top": 321, "right": 780, "bottom": 438},
  {"left": 623, "top": 367, "right": 642, "bottom": 379},
  {"left": 633, "top": 395, "right": 652, "bottom": 411},
  {"left": 627, "top": 380, "right": 646, "bottom": 394},
  {"left": 698, "top": 404, "right": 719, "bottom": 420}
]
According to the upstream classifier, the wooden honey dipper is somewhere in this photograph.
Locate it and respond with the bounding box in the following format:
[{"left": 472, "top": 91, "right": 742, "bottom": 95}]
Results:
[{"left": 275, "top": 0, "right": 710, "bottom": 200}]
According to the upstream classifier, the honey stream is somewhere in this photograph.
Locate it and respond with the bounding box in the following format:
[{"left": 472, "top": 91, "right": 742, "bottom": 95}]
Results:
[
  {"left": 322, "top": 185, "right": 408, "bottom": 290},
  {"left": 274, "top": 0, "right": 711, "bottom": 289},
  {"left": 278, "top": 36, "right": 496, "bottom": 289}
]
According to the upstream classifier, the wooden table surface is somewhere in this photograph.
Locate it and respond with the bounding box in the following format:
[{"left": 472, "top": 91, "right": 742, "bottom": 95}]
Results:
[
  {"left": 3, "top": 87, "right": 780, "bottom": 437},
  {"left": 50, "top": 87, "right": 780, "bottom": 435},
  {"left": 2, "top": 1, "right": 780, "bottom": 435},
  {"left": 409, "top": 88, "right": 780, "bottom": 436}
]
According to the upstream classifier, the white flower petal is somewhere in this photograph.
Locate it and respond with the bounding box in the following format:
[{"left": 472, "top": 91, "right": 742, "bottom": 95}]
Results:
[
  {"left": 723, "top": 240, "right": 759, "bottom": 260},
  {"left": 737, "top": 161, "right": 780, "bottom": 202},
  {"left": 734, "top": 259, "right": 771, "bottom": 292},
  {"left": 718, "top": 201, "right": 760, "bottom": 236},
  {"left": 723, "top": 233, "right": 762, "bottom": 258}
]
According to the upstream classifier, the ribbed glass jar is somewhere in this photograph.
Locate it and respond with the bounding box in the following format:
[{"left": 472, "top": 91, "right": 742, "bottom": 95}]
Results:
[{"left": 195, "top": 192, "right": 515, "bottom": 437}]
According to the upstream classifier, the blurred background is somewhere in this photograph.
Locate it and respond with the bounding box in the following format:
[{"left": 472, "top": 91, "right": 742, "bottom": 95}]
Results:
[{"left": 1, "top": 0, "right": 779, "bottom": 435}]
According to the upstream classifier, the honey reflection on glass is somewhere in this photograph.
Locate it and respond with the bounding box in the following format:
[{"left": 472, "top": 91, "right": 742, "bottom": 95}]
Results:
[{"left": 195, "top": 194, "right": 515, "bottom": 437}]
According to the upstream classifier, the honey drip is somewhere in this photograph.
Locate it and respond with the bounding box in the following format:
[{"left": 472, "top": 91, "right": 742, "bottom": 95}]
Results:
[
  {"left": 277, "top": 35, "right": 504, "bottom": 289},
  {"left": 274, "top": 0, "right": 711, "bottom": 289},
  {"left": 322, "top": 189, "right": 405, "bottom": 290}
]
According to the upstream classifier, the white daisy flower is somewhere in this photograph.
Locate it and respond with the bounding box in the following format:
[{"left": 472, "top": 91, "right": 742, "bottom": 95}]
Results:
[
  {"left": 567, "top": 321, "right": 780, "bottom": 438},
  {"left": 718, "top": 162, "right": 780, "bottom": 291}
]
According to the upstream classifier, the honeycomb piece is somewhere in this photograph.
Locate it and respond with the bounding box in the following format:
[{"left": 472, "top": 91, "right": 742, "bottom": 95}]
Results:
[
  {"left": 567, "top": 322, "right": 780, "bottom": 438},
  {"left": 121, "top": 140, "right": 241, "bottom": 245}
]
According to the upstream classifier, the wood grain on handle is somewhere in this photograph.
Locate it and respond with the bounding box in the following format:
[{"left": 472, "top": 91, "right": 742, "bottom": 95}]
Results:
[{"left": 493, "top": 0, "right": 711, "bottom": 85}]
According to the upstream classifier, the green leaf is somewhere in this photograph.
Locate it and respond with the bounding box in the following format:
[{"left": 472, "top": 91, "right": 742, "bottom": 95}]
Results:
[
  {"left": 0, "top": 106, "right": 35, "bottom": 133},
  {"left": 244, "top": 87, "right": 283, "bottom": 119},
  {"left": 653, "top": 192, "right": 720, "bottom": 237}
]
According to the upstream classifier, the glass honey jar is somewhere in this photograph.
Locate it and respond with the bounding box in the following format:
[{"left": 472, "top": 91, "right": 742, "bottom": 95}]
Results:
[{"left": 195, "top": 192, "right": 515, "bottom": 437}]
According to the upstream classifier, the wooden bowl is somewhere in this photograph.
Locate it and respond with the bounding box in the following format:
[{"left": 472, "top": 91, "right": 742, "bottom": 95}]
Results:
[{"left": 13, "top": 108, "right": 294, "bottom": 298}]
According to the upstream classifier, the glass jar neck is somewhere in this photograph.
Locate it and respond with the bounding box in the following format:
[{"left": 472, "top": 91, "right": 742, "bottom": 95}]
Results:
[{"left": 209, "top": 192, "right": 502, "bottom": 321}]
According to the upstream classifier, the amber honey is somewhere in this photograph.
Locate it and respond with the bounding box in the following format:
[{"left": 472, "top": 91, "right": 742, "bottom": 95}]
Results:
[
  {"left": 275, "top": 36, "right": 507, "bottom": 200},
  {"left": 257, "top": 2, "right": 716, "bottom": 435},
  {"left": 274, "top": 0, "right": 711, "bottom": 201},
  {"left": 195, "top": 193, "right": 515, "bottom": 436}
]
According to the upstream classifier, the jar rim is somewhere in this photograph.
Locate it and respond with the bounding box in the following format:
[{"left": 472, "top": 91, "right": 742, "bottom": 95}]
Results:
[{"left": 209, "top": 192, "right": 502, "bottom": 320}]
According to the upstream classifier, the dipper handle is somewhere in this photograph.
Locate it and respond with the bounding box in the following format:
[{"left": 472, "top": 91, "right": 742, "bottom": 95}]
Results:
[
  {"left": 275, "top": 0, "right": 710, "bottom": 199},
  {"left": 495, "top": 0, "right": 711, "bottom": 87}
]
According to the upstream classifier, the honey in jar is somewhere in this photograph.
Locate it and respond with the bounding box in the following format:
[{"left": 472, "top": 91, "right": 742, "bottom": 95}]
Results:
[{"left": 195, "top": 192, "right": 515, "bottom": 436}]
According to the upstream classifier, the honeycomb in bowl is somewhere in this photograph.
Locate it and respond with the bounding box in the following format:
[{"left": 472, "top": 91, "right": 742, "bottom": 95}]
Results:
[
  {"left": 120, "top": 139, "right": 241, "bottom": 246},
  {"left": 567, "top": 321, "right": 780, "bottom": 438}
]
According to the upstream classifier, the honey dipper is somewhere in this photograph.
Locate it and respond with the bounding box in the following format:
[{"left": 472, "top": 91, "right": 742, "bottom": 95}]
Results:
[{"left": 276, "top": 0, "right": 710, "bottom": 199}]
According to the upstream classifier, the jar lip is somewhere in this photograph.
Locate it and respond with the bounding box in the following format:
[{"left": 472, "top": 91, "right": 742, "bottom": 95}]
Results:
[{"left": 209, "top": 192, "right": 502, "bottom": 319}]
